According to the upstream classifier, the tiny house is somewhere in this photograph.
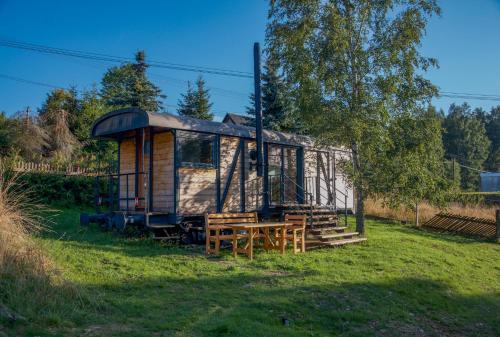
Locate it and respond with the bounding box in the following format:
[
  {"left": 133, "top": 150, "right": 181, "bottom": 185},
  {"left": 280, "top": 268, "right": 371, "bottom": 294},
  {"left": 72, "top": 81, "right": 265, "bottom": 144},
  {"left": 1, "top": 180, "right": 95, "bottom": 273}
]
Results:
[{"left": 83, "top": 107, "right": 354, "bottom": 235}]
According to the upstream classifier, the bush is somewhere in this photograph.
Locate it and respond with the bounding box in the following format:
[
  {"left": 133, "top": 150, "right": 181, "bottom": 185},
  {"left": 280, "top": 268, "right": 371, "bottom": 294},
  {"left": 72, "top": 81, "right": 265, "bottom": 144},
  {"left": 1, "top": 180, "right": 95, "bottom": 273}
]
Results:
[{"left": 16, "top": 172, "right": 105, "bottom": 207}]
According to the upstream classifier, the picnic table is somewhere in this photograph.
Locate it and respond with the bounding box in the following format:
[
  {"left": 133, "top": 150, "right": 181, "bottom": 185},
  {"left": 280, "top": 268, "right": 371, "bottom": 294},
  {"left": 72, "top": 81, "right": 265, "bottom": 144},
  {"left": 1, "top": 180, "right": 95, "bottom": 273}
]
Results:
[{"left": 228, "top": 222, "right": 292, "bottom": 260}]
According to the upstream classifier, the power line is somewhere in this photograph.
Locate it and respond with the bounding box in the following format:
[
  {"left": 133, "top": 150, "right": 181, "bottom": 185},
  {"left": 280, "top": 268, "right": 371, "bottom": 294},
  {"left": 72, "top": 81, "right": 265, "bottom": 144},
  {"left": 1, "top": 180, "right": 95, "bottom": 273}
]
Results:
[
  {"left": 0, "top": 73, "right": 67, "bottom": 90},
  {"left": 440, "top": 91, "right": 500, "bottom": 99},
  {"left": 0, "top": 38, "right": 254, "bottom": 79},
  {"left": 0, "top": 73, "right": 245, "bottom": 116}
]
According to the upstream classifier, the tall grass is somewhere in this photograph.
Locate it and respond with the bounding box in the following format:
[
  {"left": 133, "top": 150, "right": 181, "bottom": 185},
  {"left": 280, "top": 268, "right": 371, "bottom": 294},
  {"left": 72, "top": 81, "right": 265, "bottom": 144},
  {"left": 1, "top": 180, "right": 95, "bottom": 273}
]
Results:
[
  {"left": 0, "top": 167, "right": 91, "bottom": 328},
  {"left": 365, "top": 198, "right": 498, "bottom": 224}
]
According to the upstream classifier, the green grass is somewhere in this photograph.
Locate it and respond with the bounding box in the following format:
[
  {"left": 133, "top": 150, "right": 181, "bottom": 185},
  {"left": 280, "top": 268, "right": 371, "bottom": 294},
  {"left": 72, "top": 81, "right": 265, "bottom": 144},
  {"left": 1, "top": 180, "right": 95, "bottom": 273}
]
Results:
[{"left": 4, "top": 208, "right": 500, "bottom": 337}]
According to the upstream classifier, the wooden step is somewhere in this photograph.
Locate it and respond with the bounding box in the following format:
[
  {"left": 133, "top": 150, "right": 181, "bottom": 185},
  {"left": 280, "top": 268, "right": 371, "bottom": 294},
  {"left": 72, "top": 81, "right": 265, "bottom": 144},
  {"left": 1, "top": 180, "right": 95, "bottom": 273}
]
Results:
[
  {"left": 284, "top": 209, "right": 337, "bottom": 214},
  {"left": 318, "top": 232, "right": 359, "bottom": 240},
  {"left": 309, "top": 220, "right": 339, "bottom": 226},
  {"left": 310, "top": 226, "right": 347, "bottom": 233}
]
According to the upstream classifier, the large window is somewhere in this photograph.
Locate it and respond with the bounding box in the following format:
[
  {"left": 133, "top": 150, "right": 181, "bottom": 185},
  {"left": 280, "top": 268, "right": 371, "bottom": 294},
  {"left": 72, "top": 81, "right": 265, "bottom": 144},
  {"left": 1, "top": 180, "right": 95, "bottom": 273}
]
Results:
[{"left": 178, "top": 131, "right": 216, "bottom": 168}]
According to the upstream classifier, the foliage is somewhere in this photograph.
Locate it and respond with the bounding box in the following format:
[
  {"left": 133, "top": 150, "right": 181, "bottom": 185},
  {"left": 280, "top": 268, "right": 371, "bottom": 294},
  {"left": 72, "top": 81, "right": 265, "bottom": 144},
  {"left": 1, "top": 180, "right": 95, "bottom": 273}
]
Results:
[
  {"left": 0, "top": 110, "right": 49, "bottom": 161},
  {"left": 246, "top": 57, "right": 298, "bottom": 132},
  {"left": 0, "top": 172, "right": 94, "bottom": 331},
  {"left": 101, "top": 51, "right": 165, "bottom": 111},
  {"left": 484, "top": 106, "right": 500, "bottom": 171},
  {"left": 38, "top": 89, "right": 80, "bottom": 159},
  {"left": 442, "top": 103, "right": 490, "bottom": 190},
  {"left": 177, "top": 76, "right": 214, "bottom": 120},
  {"left": 267, "top": 0, "right": 442, "bottom": 233},
  {"left": 6, "top": 208, "right": 499, "bottom": 336},
  {"left": 0, "top": 112, "right": 18, "bottom": 156},
  {"left": 373, "top": 107, "right": 448, "bottom": 208},
  {"left": 73, "top": 87, "right": 116, "bottom": 167},
  {"left": 16, "top": 173, "right": 104, "bottom": 207}
]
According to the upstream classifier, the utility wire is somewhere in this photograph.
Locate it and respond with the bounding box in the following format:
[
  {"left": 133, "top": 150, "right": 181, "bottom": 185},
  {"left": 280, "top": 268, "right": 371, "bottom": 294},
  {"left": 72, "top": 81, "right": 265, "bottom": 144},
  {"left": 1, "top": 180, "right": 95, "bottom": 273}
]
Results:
[
  {"left": 0, "top": 73, "right": 246, "bottom": 117},
  {"left": 0, "top": 38, "right": 254, "bottom": 79}
]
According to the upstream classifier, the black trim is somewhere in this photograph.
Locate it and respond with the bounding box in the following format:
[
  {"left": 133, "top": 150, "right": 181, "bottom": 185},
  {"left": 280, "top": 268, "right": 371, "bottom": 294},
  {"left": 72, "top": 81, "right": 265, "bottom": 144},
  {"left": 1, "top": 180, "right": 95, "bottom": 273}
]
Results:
[
  {"left": 296, "top": 147, "right": 304, "bottom": 204},
  {"left": 135, "top": 130, "right": 140, "bottom": 200},
  {"left": 149, "top": 128, "right": 154, "bottom": 211},
  {"left": 240, "top": 139, "right": 246, "bottom": 212},
  {"left": 262, "top": 143, "right": 269, "bottom": 216},
  {"left": 220, "top": 139, "right": 243, "bottom": 209},
  {"left": 215, "top": 135, "right": 221, "bottom": 213},
  {"left": 117, "top": 139, "right": 121, "bottom": 209},
  {"left": 280, "top": 146, "right": 285, "bottom": 205},
  {"left": 173, "top": 130, "right": 179, "bottom": 216}
]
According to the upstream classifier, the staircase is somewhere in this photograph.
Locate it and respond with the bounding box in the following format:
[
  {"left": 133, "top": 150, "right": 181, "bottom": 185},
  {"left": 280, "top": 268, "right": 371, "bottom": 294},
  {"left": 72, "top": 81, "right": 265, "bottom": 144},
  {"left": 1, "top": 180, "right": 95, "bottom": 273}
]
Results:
[{"left": 281, "top": 204, "right": 367, "bottom": 249}]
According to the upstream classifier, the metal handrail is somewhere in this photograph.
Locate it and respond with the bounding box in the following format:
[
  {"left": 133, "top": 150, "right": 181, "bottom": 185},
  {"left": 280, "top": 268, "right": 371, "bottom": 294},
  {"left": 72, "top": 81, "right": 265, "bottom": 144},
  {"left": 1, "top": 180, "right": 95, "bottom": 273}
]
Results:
[{"left": 94, "top": 172, "right": 149, "bottom": 213}]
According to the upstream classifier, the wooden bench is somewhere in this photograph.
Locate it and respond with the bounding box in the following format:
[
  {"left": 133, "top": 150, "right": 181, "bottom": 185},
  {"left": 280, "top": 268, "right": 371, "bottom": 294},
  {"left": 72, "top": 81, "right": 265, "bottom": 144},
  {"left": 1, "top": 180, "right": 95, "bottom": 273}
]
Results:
[
  {"left": 284, "top": 214, "right": 307, "bottom": 254},
  {"left": 205, "top": 212, "right": 258, "bottom": 256}
]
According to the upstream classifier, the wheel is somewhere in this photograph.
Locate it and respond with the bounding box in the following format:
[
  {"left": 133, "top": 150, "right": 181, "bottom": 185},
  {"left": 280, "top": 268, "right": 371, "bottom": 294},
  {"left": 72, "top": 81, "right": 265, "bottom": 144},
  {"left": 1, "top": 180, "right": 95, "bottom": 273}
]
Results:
[{"left": 112, "top": 213, "right": 127, "bottom": 232}]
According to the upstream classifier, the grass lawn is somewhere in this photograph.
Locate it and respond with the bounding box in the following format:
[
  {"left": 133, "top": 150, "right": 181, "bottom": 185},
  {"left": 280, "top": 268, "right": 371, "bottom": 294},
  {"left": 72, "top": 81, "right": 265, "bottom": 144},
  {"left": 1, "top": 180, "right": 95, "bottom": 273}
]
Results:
[{"left": 5, "top": 208, "right": 500, "bottom": 337}]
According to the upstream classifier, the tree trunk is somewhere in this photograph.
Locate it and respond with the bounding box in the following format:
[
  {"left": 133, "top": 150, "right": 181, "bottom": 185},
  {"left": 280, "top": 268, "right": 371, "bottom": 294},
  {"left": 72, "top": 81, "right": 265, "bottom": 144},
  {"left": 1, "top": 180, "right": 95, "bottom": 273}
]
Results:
[
  {"left": 351, "top": 141, "right": 365, "bottom": 235},
  {"left": 355, "top": 186, "right": 365, "bottom": 234}
]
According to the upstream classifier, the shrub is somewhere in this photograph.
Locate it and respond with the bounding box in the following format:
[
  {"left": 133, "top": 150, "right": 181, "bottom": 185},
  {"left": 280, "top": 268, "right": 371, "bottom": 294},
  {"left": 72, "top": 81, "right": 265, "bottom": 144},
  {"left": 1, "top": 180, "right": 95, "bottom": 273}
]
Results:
[{"left": 16, "top": 172, "right": 105, "bottom": 207}]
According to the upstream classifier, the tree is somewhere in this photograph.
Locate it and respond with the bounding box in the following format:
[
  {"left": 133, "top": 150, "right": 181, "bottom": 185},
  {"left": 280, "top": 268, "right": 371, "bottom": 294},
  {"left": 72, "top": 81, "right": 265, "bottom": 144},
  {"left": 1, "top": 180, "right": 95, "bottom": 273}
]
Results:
[
  {"left": 246, "top": 58, "right": 298, "bottom": 132},
  {"left": 12, "top": 108, "right": 50, "bottom": 161},
  {"left": 0, "top": 112, "right": 17, "bottom": 156},
  {"left": 443, "top": 103, "right": 490, "bottom": 190},
  {"left": 177, "top": 76, "right": 213, "bottom": 120},
  {"left": 38, "top": 89, "right": 80, "bottom": 160},
  {"left": 484, "top": 106, "right": 500, "bottom": 171},
  {"left": 101, "top": 51, "right": 165, "bottom": 111},
  {"left": 267, "top": 0, "right": 442, "bottom": 233},
  {"left": 74, "top": 88, "right": 116, "bottom": 167}
]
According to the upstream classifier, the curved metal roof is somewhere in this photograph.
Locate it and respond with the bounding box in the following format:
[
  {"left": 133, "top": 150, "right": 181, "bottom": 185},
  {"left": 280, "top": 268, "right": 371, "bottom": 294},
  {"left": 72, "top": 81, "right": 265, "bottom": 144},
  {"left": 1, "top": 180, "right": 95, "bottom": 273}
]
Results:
[{"left": 92, "top": 107, "right": 314, "bottom": 147}]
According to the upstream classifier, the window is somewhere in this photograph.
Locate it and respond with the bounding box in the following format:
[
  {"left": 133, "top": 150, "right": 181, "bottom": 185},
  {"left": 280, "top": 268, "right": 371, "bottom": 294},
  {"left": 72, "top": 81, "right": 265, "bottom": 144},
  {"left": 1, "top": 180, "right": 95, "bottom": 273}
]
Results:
[{"left": 178, "top": 131, "right": 216, "bottom": 168}]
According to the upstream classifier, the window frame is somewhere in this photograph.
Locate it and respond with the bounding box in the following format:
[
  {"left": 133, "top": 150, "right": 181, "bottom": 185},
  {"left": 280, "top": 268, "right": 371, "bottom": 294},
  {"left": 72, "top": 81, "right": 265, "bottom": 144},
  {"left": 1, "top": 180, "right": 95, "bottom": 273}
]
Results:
[{"left": 177, "top": 131, "right": 217, "bottom": 169}]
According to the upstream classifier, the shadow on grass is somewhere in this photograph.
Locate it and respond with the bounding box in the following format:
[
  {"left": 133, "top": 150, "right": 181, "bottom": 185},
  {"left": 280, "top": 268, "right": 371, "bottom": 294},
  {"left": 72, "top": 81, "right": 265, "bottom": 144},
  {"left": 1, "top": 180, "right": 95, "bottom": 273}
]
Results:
[{"left": 9, "top": 273, "right": 500, "bottom": 337}]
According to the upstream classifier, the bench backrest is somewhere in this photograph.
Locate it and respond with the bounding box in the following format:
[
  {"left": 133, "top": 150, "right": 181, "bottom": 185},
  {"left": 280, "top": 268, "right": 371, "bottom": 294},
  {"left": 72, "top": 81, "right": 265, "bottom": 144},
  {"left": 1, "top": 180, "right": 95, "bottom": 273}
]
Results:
[
  {"left": 205, "top": 212, "right": 259, "bottom": 227},
  {"left": 285, "top": 214, "right": 307, "bottom": 229}
]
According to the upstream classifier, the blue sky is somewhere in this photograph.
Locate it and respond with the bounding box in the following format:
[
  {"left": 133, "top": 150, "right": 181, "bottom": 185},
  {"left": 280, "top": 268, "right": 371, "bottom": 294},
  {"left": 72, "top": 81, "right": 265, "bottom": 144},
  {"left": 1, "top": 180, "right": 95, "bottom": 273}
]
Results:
[{"left": 1, "top": 0, "right": 499, "bottom": 120}]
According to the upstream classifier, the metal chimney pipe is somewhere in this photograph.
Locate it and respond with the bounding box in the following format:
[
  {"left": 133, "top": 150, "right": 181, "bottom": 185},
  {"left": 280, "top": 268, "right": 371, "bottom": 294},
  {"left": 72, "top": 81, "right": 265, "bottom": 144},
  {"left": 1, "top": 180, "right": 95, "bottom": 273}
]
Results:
[{"left": 253, "top": 42, "right": 263, "bottom": 177}]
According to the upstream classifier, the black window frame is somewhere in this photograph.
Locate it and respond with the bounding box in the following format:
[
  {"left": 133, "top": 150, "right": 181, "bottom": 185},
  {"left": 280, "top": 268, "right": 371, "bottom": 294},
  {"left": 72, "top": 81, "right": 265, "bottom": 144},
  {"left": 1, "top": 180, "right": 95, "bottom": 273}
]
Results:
[{"left": 177, "top": 131, "right": 217, "bottom": 169}]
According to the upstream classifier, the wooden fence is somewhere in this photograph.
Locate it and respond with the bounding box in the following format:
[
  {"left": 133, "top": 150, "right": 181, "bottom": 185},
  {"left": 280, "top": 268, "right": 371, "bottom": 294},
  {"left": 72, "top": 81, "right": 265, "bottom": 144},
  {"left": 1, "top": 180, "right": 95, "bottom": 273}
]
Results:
[
  {"left": 12, "top": 161, "right": 112, "bottom": 176},
  {"left": 422, "top": 211, "right": 499, "bottom": 239}
]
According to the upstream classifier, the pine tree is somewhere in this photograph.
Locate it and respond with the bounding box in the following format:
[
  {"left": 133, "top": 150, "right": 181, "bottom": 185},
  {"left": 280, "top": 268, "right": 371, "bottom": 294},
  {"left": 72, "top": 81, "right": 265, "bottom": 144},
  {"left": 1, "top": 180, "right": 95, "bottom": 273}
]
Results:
[
  {"left": 177, "top": 82, "right": 197, "bottom": 117},
  {"left": 443, "top": 103, "right": 490, "bottom": 190},
  {"left": 177, "top": 76, "right": 213, "bottom": 120},
  {"left": 484, "top": 106, "right": 500, "bottom": 171},
  {"left": 101, "top": 51, "right": 165, "bottom": 111},
  {"left": 246, "top": 58, "right": 296, "bottom": 132}
]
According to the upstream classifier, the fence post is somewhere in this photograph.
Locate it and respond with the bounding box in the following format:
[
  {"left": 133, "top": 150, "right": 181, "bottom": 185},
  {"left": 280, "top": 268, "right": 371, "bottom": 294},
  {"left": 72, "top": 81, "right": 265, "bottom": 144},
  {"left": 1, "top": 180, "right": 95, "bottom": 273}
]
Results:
[{"left": 496, "top": 209, "right": 500, "bottom": 240}]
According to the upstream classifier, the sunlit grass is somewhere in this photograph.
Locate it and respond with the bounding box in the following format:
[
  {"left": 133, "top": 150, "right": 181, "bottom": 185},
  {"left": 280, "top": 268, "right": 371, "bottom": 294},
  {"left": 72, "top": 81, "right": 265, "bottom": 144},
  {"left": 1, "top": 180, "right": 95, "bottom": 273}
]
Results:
[{"left": 5, "top": 208, "right": 499, "bottom": 337}]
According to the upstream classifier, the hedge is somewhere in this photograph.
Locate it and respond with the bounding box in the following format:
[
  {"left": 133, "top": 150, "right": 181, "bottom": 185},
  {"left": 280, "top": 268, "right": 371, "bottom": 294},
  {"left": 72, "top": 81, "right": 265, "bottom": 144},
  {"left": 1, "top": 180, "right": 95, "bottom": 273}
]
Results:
[{"left": 17, "top": 172, "right": 106, "bottom": 207}]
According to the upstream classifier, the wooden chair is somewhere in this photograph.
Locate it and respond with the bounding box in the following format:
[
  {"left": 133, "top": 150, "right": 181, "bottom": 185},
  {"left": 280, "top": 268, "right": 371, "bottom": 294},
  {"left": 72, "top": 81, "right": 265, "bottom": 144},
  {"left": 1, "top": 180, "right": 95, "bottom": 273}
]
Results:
[
  {"left": 205, "top": 212, "right": 258, "bottom": 256},
  {"left": 284, "top": 214, "right": 307, "bottom": 254}
]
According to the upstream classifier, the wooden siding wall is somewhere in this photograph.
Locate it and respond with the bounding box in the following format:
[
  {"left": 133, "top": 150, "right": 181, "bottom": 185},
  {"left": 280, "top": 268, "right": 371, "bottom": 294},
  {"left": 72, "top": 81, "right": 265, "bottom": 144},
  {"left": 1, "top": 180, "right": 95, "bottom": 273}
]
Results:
[
  {"left": 152, "top": 132, "right": 174, "bottom": 212},
  {"left": 177, "top": 136, "right": 265, "bottom": 215}
]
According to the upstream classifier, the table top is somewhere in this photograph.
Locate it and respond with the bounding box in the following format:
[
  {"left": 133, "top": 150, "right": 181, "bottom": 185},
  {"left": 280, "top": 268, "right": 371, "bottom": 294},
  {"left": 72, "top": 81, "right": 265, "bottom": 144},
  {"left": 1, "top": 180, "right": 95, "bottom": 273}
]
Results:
[{"left": 227, "top": 222, "right": 289, "bottom": 229}]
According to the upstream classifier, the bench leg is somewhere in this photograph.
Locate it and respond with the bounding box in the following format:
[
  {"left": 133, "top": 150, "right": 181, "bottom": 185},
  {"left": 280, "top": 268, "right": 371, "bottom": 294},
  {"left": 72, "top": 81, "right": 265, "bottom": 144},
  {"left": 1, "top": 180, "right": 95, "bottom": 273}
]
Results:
[
  {"left": 301, "top": 230, "right": 306, "bottom": 252},
  {"left": 233, "top": 230, "right": 237, "bottom": 258},
  {"left": 215, "top": 230, "right": 220, "bottom": 255},
  {"left": 205, "top": 228, "right": 210, "bottom": 255},
  {"left": 249, "top": 227, "right": 254, "bottom": 260},
  {"left": 293, "top": 230, "right": 298, "bottom": 254}
]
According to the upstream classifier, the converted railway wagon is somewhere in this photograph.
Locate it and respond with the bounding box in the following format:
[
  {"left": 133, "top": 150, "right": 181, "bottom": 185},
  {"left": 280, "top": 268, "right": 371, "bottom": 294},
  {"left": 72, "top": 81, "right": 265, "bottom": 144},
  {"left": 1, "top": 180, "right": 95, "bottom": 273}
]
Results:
[{"left": 85, "top": 107, "right": 354, "bottom": 233}]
